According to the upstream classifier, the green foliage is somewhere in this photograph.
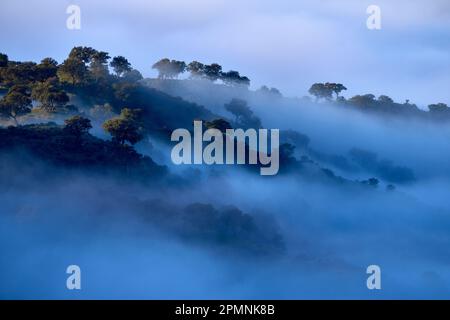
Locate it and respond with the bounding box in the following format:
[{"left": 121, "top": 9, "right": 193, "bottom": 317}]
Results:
[
  {"left": 0, "top": 61, "right": 37, "bottom": 86},
  {"left": 58, "top": 47, "right": 111, "bottom": 85},
  {"left": 89, "top": 51, "right": 111, "bottom": 81},
  {"left": 57, "top": 58, "right": 88, "bottom": 85},
  {"left": 0, "top": 85, "right": 32, "bottom": 124},
  {"left": 0, "top": 53, "right": 8, "bottom": 68},
  {"left": 36, "top": 58, "right": 58, "bottom": 81},
  {"left": 110, "top": 56, "right": 132, "bottom": 77},
  {"left": 64, "top": 115, "right": 92, "bottom": 138},
  {"left": 103, "top": 118, "right": 143, "bottom": 145},
  {"left": 31, "top": 79, "right": 69, "bottom": 112},
  {"left": 103, "top": 108, "right": 145, "bottom": 145},
  {"left": 0, "top": 123, "right": 166, "bottom": 179},
  {"left": 68, "top": 46, "right": 98, "bottom": 63}
]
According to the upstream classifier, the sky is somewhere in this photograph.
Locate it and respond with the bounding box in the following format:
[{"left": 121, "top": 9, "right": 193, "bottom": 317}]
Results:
[{"left": 0, "top": 0, "right": 449, "bottom": 107}]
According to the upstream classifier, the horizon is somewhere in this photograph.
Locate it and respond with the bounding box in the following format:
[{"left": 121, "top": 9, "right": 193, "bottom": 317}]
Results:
[{"left": 0, "top": 0, "right": 449, "bottom": 107}]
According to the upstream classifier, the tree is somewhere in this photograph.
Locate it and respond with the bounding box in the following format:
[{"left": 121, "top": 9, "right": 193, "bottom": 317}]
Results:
[
  {"left": 110, "top": 56, "right": 132, "bottom": 77},
  {"left": 68, "top": 46, "right": 97, "bottom": 63},
  {"left": 238, "top": 76, "right": 251, "bottom": 87},
  {"left": 58, "top": 47, "right": 111, "bottom": 84},
  {"left": 103, "top": 117, "right": 143, "bottom": 145},
  {"left": 187, "top": 61, "right": 205, "bottom": 78},
  {"left": 120, "top": 107, "right": 144, "bottom": 123},
  {"left": 203, "top": 63, "right": 222, "bottom": 81},
  {"left": 64, "top": 116, "right": 92, "bottom": 139},
  {"left": 103, "top": 108, "right": 145, "bottom": 145},
  {"left": 0, "top": 53, "right": 8, "bottom": 68},
  {"left": 36, "top": 58, "right": 58, "bottom": 81},
  {"left": 89, "top": 51, "right": 111, "bottom": 80},
  {"left": 31, "top": 79, "right": 69, "bottom": 112},
  {"left": 1, "top": 62, "right": 37, "bottom": 86},
  {"left": 348, "top": 94, "right": 376, "bottom": 108},
  {"left": 122, "top": 69, "right": 143, "bottom": 82},
  {"left": 152, "top": 59, "right": 186, "bottom": 79},
  {"left": 308, "top": 83, "right": 333, "bottom": 101},
  {"left": 378, "top": 95, "right": 394, "bottom": 104},
  {"left": 258, "top": 86, "right": 282, "bottom": 97},
  {"left": 221, "top": 70, "right": 251, "bottom": 87},
  {"left": 221, "top": 71, "right": 240, "bottom": 85},
  {"left": 0, "top": 85, "right": 32, "bottom": 124},
  {"left": 428, "top": 103, "right": 449, "bottom": 113},
  {"left": 57, "top": 58, "right": 88, "bottom": 85},
  {"left": 0, "top": 53, "right": 8, "bottom": 85},
  {"left": 325, "top": 83, "right": 347, "bottom": 98},
  {"left": 224, "top": 98, "right": 253, "bottom": 123},
  {"left": 224, "top": 98, "right": 261, "bottom": 128}
]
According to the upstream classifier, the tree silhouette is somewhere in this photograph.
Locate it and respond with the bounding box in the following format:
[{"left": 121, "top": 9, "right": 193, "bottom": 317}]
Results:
[
  {"left": 203, "top": 63, "right": 222, "bottom": 81},
  {"left": 224, "top": 98, "right": 261, "bottom": 128},
  {"left": 64, "top": 116, "right": 92, "bottom": 139},
  {"left": 348, "top": 94, "right": 376, "bottom": 108},
  {"left": 378, "top": 95, "right": 394, "bottom": 104},
  {"left": 308, "top": 83, "right": 333, "bottom": 101},
  {"left": 0, "top": 53, "right": 8, "bottom": 68},
  {"left": 428, "top": 103, "right": 449, "bottom": 113},
  {"left": 103, "top": 118, "right": 143, "bottom": 145},
  {"left": 221, "top": 70, "right": 251, "bottom": 87},
  {"left": 57, "top": 58, "right": 88, "bottom": 85},
  {"left": 31, "top": 79, "right": 69, "bottom": 112},
  {"left": 110, "top": 56, "right": 132, "bottom": 77},
  {"left": 152, "top": 59, "right": 186, "bottom": 79},
  {"left": 324, "top": 83, "right": 347, "bottom": 98},
  {"left": 225, "top": 98, "right": 252, "bottom": 123},
  {"left": 103, "top": 108, "right": 145, "bottom": 145},
  {"left": 187, "top": 61, "right": 205, "bottom": 78},
  {"left": 36, "top": 58, "right": 58, "bottom": 81},
  {"left": 0, "top": 85, "right": 32, "bottom": 124}
]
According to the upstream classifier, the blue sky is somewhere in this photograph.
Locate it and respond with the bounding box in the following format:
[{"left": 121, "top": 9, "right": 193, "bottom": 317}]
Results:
[{"left": 0, "top": 0, "right": 449, "bottom": 106}]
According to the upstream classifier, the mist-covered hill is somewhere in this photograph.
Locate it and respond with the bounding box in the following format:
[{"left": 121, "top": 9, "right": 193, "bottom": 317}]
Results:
[{"left": 1, "top": 47, "right": 450, "bottom": 299}]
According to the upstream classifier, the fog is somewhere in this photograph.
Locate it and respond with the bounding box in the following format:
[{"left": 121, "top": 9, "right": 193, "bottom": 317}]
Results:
[{"left": 1, "top": 80, "right": 450, "bottom": 299}]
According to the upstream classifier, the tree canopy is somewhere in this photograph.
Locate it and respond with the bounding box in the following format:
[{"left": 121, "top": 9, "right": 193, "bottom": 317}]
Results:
[
  {"left": 0, "top": 85, "right": 32, "bottom": 124},
  {"left": 103, "top": 108, "right": 144, "bottom": 145}
]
